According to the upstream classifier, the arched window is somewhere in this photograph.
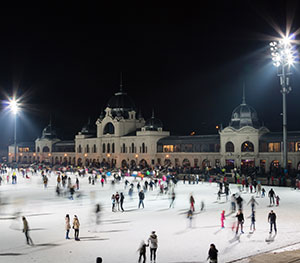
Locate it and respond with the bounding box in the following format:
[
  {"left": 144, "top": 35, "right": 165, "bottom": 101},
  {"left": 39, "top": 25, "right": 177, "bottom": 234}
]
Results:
[
  {"left": 42, "top": 146, "right": 50, "bottom": 152},
  {"left": 37, "top": 147, "right": 40, "bottom": 152},
  {"left": 131, "top": 143, "right": 135, "bottom": 153},
  {"left": 86, "top": 144, "right": 90, "bottom": 153},
  {"left": 142, "top": 143, "right": 146, "bottom": 153},
  {"left": 78, "top": 145, "right": 82, "bottom": 153},
  {"left": 103, "top": 122, "right": 115, "bottom": 134},
  {"left": 112, "top": 143, "right": 115, "bottom": 153},
  {"left": 225, "top": 141, "right": 234, "bottom": 152},
  {"left": 107, "top": 143, "right": 110, "bottom": 153},
  {"left": 241, "top": 141, "right": 254, "bottom": 152},
  {"left": 102, "top": 143, "right": 106, "bottom": 153},
  {"left": 122, "top": 143, "right": 126, "bottom": 153},
  {"left": 93, "top": 144, "right": 97, "bottom": 153}
]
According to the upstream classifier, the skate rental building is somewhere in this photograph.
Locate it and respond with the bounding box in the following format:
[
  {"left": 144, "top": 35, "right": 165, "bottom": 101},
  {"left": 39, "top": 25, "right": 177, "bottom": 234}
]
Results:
[{"left": 8, "top": 85, "right": 300, "bottom": 173}]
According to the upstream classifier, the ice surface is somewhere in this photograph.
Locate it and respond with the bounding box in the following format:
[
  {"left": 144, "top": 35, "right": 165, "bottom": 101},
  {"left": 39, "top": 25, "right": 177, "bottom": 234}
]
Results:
[{"left": 1, "top": 172, "right": 300, "bottom": 263}]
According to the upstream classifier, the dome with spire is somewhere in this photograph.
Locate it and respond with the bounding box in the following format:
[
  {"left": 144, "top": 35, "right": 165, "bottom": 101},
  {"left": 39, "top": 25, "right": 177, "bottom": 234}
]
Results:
[
  {"left": 41, "top": 123, "right": 57, "bottom": 139},
  {"left": 144, "top": 110, "right": 163, "bottom": 131},
  {"left": 106, "top": 74, "right": 136, "bottom": 119},
  {"left": 229, "top": 85, "right": 260, "bottom": 129},
  {"left": 81, "top": 118, "right": 96, "bottom": 135}
]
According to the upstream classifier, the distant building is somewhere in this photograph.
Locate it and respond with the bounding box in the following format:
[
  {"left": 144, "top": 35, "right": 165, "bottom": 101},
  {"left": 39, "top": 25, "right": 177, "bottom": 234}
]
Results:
[{"left": 8, "top": 85, "right": 300, "bottom": 172}]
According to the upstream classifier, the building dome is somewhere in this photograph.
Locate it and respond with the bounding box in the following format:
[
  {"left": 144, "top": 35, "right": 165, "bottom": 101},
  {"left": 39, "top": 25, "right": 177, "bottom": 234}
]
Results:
[
  {"left": 81, "top": 118, "right": 96, "bottom": 135},
  {"left": 106, "top": 91, "right": 136, "bottom": 119},
  {"left": 144, "top": 111, "right": 163, "bottom": 131},
  {"left": 229, "top": 87, "right": 260, "bottom": 129},
  {"left": 41, "top": 123, "right": 57, "bottom": 139}
]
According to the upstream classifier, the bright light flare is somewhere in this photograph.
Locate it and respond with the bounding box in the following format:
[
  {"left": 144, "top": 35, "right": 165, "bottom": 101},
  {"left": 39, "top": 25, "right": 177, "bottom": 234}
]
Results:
[
  {"left": 270, "top": 33, "right": 297, "bottom": 68},
  {"left": 8, "top": 98, "right": 20, "bottom": 115}
]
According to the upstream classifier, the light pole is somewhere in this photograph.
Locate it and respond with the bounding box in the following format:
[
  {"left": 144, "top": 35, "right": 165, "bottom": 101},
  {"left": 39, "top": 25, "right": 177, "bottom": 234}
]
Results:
[
  {"left": 270, "top": 35, "right": 296, "bottom": 171},
  {"left": 8, "top": 98, "right": 20, "bottom": 163}
]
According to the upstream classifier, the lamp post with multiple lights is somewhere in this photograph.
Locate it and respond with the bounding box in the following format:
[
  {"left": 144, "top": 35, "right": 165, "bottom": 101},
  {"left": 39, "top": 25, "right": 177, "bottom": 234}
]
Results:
[{"left": 270, "top": 35, "right": 296, "bottom": 171}]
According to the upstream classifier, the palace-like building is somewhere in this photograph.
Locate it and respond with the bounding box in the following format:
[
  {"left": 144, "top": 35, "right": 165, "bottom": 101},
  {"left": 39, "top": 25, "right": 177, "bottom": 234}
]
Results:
[{"left": 8, "top": 86, "right": 300, "bottom": 172}]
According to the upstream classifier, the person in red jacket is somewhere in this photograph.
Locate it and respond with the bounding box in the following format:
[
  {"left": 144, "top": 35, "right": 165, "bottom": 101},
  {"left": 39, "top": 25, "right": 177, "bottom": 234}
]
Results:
[{"left": 221, "top": 210, "right": 225, "bottom": 228}]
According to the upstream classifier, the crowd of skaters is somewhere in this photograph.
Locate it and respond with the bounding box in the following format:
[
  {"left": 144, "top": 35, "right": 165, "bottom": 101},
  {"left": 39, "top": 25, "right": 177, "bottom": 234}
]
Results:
[{"left": 0, "top": 163, "right": 290, "bottom": 262}]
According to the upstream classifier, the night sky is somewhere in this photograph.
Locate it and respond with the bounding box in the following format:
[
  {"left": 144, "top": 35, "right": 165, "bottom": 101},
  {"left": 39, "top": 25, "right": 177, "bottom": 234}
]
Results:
[{"left": 0, "top": 2, "right": 300, "bottom": 151}]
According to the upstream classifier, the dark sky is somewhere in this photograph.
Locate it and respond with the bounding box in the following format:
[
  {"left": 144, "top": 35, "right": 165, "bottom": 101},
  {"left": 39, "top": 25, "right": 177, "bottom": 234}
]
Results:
[{"left": 0, "top": 2, "right": 300, "bottom": 150}]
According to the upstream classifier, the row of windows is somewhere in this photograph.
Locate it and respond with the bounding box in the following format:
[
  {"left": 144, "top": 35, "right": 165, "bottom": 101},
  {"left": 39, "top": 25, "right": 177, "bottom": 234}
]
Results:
[
  {"left": 77, "top": 143, "right": 147, "bottom": 154},
  {"left": 225, "top": 141, "right": 300, "bottom": 153},
  {"left": 121, "top": 143, "right": 147, "bottom": 153},
  {"left": 158, "top": 144, "right": 220, "bottom": 153}
]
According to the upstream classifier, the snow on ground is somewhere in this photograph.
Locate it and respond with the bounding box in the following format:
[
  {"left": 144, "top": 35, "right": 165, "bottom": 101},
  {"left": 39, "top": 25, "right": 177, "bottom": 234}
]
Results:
[{"left": 1, "top": 172, "right": 300, "bottom": 263}]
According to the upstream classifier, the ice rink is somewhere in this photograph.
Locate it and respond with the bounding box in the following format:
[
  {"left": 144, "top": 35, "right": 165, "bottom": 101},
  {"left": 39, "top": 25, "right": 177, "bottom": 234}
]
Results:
[{"left": 0, "top": 172, "right": 300, "bottom": 263}]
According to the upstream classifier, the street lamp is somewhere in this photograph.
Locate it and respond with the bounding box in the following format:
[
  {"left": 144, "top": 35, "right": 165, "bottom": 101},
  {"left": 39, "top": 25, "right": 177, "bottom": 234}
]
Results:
[
  {"left": 7, "top": 98, "right": 20, "bottom": 163},
  {"left": 270, "top": 34, "right": 297, "bottom": 171}
]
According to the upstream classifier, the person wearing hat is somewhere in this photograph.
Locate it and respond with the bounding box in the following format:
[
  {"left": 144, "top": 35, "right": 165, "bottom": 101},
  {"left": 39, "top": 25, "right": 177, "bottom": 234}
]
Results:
[
  {"left": 207, "top": 243, "right": 218, "bottom": 263},
  {"left": 148, "top": 231, "right": 158, "bottom": 262}
]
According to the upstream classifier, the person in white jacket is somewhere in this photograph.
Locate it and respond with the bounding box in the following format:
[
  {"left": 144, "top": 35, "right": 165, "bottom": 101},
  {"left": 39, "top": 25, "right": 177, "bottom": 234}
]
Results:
[{"left": 148, "top": 231, "right": 158, "bottom": 262}]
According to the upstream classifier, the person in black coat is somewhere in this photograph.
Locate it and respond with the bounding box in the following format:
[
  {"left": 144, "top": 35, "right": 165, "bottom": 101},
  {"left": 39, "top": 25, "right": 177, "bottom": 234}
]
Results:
[
  {"left": 268, "top": 188, "right": 276, "bottom": 205},
  {"left": 138, "top": 190, "right": 145, "bottom": 208},
  {"left": 235, "top": 209, "right": 244, "bottom": 234},
  {"left": 207, "top": 243, "right": 218, "bottom": 263},
  {"left": 268, "top": 210, "right": 277, "bottom": 234},
  {"left": 120, "top": 192, "right": 125, "bottom": 212}
]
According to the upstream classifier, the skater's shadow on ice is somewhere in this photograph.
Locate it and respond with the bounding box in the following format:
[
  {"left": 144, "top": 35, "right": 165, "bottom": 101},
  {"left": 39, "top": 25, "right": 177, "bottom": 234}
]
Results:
[
  {"left": 99, "top": 229, "right": 127, "bottom": 233},
  {"left": 80, "top": 236, "right": 109, "bottom": 242},
  {"left": 225, "top": 211, "right": 234, "bottom": 217},
  {"left": 0, "top": 253, "right": 24, "bottom": 256},
  {"left": 35, "top": 243, "right": 60, "bottom": 247},
  {"left": 265, "top": 234, "right": 277, "bottom": 244}
]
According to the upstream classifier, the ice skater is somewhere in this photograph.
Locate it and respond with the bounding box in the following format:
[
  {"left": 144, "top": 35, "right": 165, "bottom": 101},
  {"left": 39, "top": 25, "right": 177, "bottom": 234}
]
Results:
[
  {"left": 120, "top": 192, "right": 125, "bottom": 212},
  {"left": 231, "top": 194, "right": 236, "bottom": 212},
  {"left": 250, "top": 210, "right": 256, "bottom": 232},
  {"left": 137, "top": 240, "right": 148, "bottom": 263},
  {"left": 268, "top": 188, "right": 276, "bottom": 205},
  {"left": 169, "top": 191, "right": 176, "bottom": 208},
  {"left": 138, "top": 190, "right": 145, "bottom": 209},
  {"left": 73, "top": 215, "right": 80, "bottom": 241},
  {"left": 22, "top": 216, "right": 34, "bottom": 245},
  {"left": 65, "top": 214, "right": 71, "bottom": 239},
  {"left": 207, "top": 243, "right": 218, "bottom": 263},
  {"left": 268, "top": 210, "right": 277, "bottom": 234},
  {"left": 148, "top": 230, "right": 158, "bottom": 262},
  {"left": 276, "top": 195, "right": 280, "bottom": 206},
  {"left": 187, "top": 209, "right": 193, "bottom": 228},
  {"left": 235, "top": 209, "right": 244, "bottom": 234},
  {"left": 190, "top": 194, "right": 195, "bottom": 212},
  {"left": 221, "top": 210, "right": 225, "bottom": 228},
  {"left": 247, "top": 196, "right": 258, "bottom": 212}
]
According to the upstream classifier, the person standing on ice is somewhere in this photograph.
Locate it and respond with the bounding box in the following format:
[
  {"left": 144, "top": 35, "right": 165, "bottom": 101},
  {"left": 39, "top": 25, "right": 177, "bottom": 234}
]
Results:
[
  {"left": 73, "top": 215, "right": 80, "bottom": 241},
  {"left": 138, "top": 190, "right": 145, "bottom": 209},
  {"left": 65, "top": 214, "right": 71, "bottom": 239},
  {"left": 76, "top": 177, "right": 79, "bottom": 190},
  {"left": 169, "top": 190, "right": 176, "bottom": 208},
  {"left": 115, "top": 192, "right": 120, "bottom": 211},
  {"left": 235, "top": 209, "right": 244, "bottom": 234},
  {"left": 190, "top": 194, "right": 195, "bottom": 212},
  {"left": 231, "top": 194, "right": 236, "bottom": 212},
  {"left": 137, "top": 240, "right": 148, "bottom": 263},
  {"left": 22, "top": 216, "right": 34, "bottom": 245},
  {"left": 207, "top": 243, "right": 218, "bottom": 263},
  {"left": 250, "top": 210, "right": 256, "bottom": 231},
  {"left": 148, "top": 230, "right": 158, "bottom": 262},
  {"left": 276, "top": 195, "right": 280, "bottom": 206},
  {"left": 268, "top": 188, "right": 276, "bottom": 205},
  {"left": 268, "top": 210, "right": 277, "bottom": 234},
  {"left": 221, "top": 210, "right": 225, "bottom": 228},
  {"left": 111, "top": 194, "right": 116, "bottom": 212},
  {"left": 247, "top": 196, "right": 258, "bottom": 212},
  {"left": 120, "top": 192, "right": 125, "bottom": 212}
]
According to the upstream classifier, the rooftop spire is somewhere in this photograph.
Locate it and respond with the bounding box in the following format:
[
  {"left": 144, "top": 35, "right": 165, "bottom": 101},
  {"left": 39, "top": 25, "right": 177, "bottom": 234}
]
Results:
[
  {"left": 242, "top": 82, "right": 246, "bottom": 105},
  {"left": 120, "top": 72, "right": 123, "bottom": 92}
]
